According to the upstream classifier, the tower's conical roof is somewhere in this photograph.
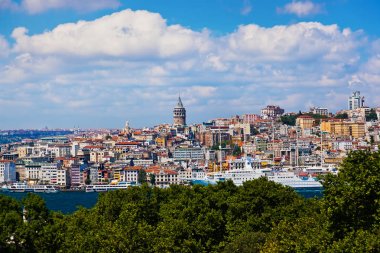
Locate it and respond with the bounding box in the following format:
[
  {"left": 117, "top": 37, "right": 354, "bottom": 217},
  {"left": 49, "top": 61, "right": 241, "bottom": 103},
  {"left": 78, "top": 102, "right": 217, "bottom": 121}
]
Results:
[{"left": 175, "top": 96, "right": 184, "bottom": 108}]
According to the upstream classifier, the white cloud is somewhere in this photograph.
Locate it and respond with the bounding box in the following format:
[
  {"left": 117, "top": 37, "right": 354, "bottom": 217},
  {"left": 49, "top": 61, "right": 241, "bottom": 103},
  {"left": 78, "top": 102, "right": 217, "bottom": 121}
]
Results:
[
  {"left": 0, "top": 53, "right": 61, "bottom": 84},
  {"left": 12, "top": 9, "right": 211, "bottom": 59},
  {"left": 223, "top": 22, "right": 361, "bottom": 63},
  {"left": 0, "top": 0, "right": 121, "bottom": 14},
  {"left": 11, "top": 12, "right": 362, "bottom": 65},
  {"left": 278, "top": 1, "right": 323, "bottom": 17},
  {"left": 2, "top": 9, "right": 379, "bottom": 127}
]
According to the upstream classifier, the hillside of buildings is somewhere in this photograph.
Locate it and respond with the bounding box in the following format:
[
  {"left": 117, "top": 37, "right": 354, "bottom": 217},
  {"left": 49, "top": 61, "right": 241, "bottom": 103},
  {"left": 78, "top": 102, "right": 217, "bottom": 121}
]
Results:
[
  {"left": 1, "top": 92, "right": 379, "bottom": 189},
  {"left": 0, "top": 150, "right": 379, "bottom": 252},
  {"left": 0, "top": 92, "right": 379, "bottom": 251}
]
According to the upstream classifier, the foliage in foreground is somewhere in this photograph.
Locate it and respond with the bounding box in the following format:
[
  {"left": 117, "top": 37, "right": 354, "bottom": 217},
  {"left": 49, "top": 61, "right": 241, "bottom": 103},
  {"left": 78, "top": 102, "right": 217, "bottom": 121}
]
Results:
[{"left": 0, "top": 150, "right": 380, "bottom": 252}]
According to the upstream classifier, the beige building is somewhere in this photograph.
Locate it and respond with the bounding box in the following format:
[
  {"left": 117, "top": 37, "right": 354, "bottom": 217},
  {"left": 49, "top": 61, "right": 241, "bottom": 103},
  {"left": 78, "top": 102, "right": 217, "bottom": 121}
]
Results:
[
  {"left": 321, "top": 119, "right": 365, "bottom": 138},
  {"left": 17, "top": 146, "right": 34, "bottom": 158},
  {"left": 296, "top": 115, "right": 314, "bottom": 130}
]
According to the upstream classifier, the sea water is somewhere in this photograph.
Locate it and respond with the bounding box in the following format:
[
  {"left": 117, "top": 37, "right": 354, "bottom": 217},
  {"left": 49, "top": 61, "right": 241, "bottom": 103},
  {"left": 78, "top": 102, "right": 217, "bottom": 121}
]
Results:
[
  {"left": 0, "top": 191, "right": 99, "bottom": 214},
  {"left": 1, "top": 187, "right": 323, "bottom": 214}
]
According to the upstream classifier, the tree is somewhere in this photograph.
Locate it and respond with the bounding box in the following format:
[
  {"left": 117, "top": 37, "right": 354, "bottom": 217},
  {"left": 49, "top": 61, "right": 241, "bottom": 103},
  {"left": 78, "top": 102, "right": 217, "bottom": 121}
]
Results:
[
  {"left": 223, "top": 231, "right": 266, "bottom": 253},
  {"left": 138, "top": 169, "right": 147, "bottom": 184},
  {"left": 366, "top": 109, "right": 378, "bottom": 121},
  {"left": 327, "top": 229, "right": 380, "bottom": 252},
  {"left": 280, "top": 115, "right": 296, "bottom": 126},
  {"left": 20, "top": 193, "right": 53, "bottom": 251},
  {"left": 335, "top": 113, "right": 348, "bottom": 119},
  {"left": 22, "top": 193, "right": 49, "bottom": 222},
  {"left": 150, "top": 174, "right": 156, "bottom": 186},
  {"left": 225, "top": 178, "right": 307, "bottom": 237},
  {"left": 322, "top": 151, "right": 380, "bottom": 238},
  {"left": 0, "top": 195, "right": 23, "bottom": 252}
]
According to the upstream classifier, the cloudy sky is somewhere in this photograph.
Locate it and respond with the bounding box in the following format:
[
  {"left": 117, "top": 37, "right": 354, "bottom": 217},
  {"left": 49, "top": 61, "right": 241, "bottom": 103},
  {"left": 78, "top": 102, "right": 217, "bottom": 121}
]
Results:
[{"left": 1, "top": 0, "right": 380, "bottom": 129}]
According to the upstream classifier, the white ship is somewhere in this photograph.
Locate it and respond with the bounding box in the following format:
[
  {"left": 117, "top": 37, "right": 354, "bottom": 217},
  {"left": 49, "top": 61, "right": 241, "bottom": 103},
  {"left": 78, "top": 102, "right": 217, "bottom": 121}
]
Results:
[
  {"left": 2, "top": 183, "right": 59, "bottom": 193},
  {"left": 191, "top": 157, "right": 322, "bottom": 189},
  {"left": 85, "top": 182, "right": 136, "bottom": 192}
]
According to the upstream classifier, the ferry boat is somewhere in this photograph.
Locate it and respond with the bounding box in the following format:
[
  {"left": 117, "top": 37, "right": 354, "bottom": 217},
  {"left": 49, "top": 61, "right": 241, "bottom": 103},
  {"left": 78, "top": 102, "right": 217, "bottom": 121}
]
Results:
[
  {"left": 85, "top": 182, "right": 135, "bottom": 192},
  {"left": 33, "top": 185, "right": 59, "bottom": 193},
  {"left": 2, "top": 183, "right": 59, "bottom": 193},
  {"left": 190, "top": 157, "right": 322, "bottom": 189}
]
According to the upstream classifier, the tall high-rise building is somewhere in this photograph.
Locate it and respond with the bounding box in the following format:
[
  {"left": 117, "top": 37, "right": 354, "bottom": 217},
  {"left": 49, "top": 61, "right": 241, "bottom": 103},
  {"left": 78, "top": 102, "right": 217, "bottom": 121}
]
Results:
[
  {"left": 173, "top": 96, "right": 186, "bottom": 126},
  {"left": 348, "top": 91, "right": 365, "bottom": 110}
]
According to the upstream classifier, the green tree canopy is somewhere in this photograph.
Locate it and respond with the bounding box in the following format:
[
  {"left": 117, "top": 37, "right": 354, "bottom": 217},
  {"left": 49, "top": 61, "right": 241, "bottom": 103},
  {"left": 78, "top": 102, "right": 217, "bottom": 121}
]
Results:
[
  {"left": 366, "top": 109, "right": 378, "bottom": 121},
  {"left": 335, "top": 112, "right": 348, "bottom": 119},
  {"left": 137, "top": 169, "right": 147, "bottom": 184},
  {"left": 322, "top": 151, "right": 380, "bottom": 238},
  {"left": 280, "top": 115, "right": 296, "bottom": 126}
]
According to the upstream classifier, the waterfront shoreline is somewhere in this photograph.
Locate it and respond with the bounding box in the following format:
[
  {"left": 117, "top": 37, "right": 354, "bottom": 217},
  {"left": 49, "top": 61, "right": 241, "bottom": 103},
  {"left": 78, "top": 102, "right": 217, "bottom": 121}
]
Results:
[{"left": 0, "top": 187, "right": 322, "bottom": 214}]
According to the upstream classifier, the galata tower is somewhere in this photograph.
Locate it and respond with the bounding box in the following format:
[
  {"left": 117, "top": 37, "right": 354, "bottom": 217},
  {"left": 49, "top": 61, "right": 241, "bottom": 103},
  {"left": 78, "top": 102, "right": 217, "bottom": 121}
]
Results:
[{"left": 173, "top": 96, "right": 186, "bottom": 126}]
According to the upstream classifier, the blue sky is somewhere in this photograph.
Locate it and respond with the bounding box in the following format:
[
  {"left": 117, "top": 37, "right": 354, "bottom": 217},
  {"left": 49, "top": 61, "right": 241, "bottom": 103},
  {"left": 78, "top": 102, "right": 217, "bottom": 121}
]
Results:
[{"left": 1, "top": 0, "right": 380, "bottom": 129}]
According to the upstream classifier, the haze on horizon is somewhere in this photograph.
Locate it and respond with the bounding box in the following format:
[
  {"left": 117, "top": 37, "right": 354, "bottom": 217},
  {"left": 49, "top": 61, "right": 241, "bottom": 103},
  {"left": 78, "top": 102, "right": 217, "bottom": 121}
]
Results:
[{"left": 1, "top": 0, "right": 380, "bottom": 129}]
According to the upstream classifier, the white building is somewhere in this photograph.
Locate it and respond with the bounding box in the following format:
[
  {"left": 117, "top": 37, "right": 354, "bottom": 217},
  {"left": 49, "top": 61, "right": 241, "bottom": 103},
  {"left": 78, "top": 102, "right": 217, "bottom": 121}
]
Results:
[
  {"left": 126, "top": 159, "right": 154, "bottom": 167},
  {"left": 122, "top": 166, "right": 142, "bottom": 183},
  {"left": 177, "top": 167, "right": 193, "bottom": 180},
  {"left": 0, "top": 160, "right": 16, "bottom": 183},
  {"left": 173, "top": 147, "right": 205, "bottom": 161},
  {"left": 310, "top": 107, "right": 329, "bottom": 116},
  {"left": 25, "top": 162, "right": 62, "bottom": 184},
  {"left": 56, "top": 169, "right": 67, "bottom": 186},
  {"left": 90, "top": 150, "right": 111, "bottom": 163},
  {"left": 261, "top": 105, "right": 285, "bottom": 119},
  {"left": 46, "top": 144, "right": 71, "bottom": 158},
  {"left": 348, "top": 91, "right": 365, "bottom": 110},
  {"left": 331, "top": 141, "right": 353, "bottom": 151},
  {"left": 146, "top": 168, "right": 179, "bottom": 187}
]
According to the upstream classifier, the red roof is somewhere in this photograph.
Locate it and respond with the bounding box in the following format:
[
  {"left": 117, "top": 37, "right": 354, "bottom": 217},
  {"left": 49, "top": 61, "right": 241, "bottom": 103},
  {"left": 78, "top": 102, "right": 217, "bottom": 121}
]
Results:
[
  {"left": 83, "top": 145, "right": 104, "bottom": 149},
  {"left": 116, "top": 141, "right": 140, "bottom": 145},
  {"left": 0, "top": 160, "right": 13, "bottom": 163},
  {"left": 297, "top": 115, "right": 313, "bottom": 119},
  {"left": 124, "top": 166, "right": 143, "bottom": 171}
]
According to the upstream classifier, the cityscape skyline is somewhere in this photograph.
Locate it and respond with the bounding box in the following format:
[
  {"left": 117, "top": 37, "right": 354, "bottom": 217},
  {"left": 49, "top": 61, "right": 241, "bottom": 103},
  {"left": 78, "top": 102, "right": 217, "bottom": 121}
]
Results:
[
  {"left": 0, "top": 90, "right": 375, "bottom": 131},
  {"left": 1, "top": 1, "right": 380, "bottom": 129}
]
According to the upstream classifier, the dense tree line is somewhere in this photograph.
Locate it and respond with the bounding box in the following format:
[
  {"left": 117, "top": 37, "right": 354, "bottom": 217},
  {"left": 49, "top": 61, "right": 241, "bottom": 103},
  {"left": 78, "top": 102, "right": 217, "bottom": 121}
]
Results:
[{"left": 1, "top": 150, "right": 380, "bottom": 252}]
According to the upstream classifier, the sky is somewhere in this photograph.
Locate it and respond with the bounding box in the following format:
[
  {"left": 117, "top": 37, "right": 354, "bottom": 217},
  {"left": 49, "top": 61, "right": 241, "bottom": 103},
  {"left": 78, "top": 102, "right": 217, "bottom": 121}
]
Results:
[{"left": 1, "top": 0, "right": 380, "bottom": 129}]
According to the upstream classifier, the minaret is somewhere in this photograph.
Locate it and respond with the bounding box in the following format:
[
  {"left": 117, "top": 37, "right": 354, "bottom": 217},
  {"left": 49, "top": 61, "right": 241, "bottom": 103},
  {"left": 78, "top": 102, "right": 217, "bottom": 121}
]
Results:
[{"left": 173, "top": 96, "right": 186, "bottom": 126}]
